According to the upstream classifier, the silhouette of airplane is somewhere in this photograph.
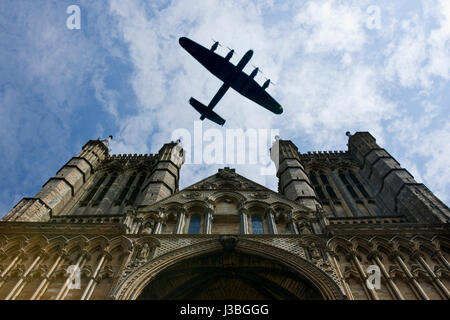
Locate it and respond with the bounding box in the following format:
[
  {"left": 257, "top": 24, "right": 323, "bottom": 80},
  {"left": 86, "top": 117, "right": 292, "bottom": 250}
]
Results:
[{"left": 179, "top": 37, "right": 283, "bottom": 126}]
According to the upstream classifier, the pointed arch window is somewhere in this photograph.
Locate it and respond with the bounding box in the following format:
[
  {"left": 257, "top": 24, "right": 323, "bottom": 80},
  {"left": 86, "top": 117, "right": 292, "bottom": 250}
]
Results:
[
  {"left": 251, "top": 215, "right": 264, "bottom": 234},
  {"left": 188, "top": 214, "right": 201, "bottom": 234},
  {"left": 114, "top": 172, "right": 137, "bottom": 206},
  {"left": 80, "top": 173, "right": 108, "bottom": 207},
  {"left": 349, "top": 172, "right": 370, "bottom": 198},
  {"left": 126, "top": 173, "right": 147, "bottom": 205},
  {"left": 92, "top": 172, "right": 117, "bottom": 206}
]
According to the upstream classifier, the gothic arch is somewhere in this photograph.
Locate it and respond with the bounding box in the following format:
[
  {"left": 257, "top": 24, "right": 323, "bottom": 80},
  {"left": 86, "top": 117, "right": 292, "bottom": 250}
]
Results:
[{"left": 111, "top": 238, "right": 344, "bottom": 300}]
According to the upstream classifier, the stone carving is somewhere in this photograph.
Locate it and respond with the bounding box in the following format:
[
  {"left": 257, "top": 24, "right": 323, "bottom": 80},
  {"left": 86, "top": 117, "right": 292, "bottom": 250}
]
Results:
[
  {"left": 138, "top": 243, "right": 151, "bottom": 261},
  {"left": 250, "top": 192, "right": 269, "bottom": 199},
  {"left": 309, "top": 243, "right": 322, "bottom": 260},
  {"left": 182, "top": 192, "right": 201, "bottom": 199},
  {"left": 297, "top": 220, "right": 312, "bottom": 235},
  {"left": 219, "top": 235, "right": 239, "bottom": 251},
  {"left": 141, "top": 223, "right": 153, "bottom": 235}
]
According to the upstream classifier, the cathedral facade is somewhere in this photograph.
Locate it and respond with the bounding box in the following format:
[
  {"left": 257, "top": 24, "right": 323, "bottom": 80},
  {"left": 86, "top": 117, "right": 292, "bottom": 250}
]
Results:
[{"left": 0, "top": 131, "right": 449, "bottom": 300}]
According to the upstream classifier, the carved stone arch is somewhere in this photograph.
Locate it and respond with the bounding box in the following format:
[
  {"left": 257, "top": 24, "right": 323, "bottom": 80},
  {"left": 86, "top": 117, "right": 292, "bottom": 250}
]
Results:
[
  {"left": 411, "top": 235, "right": 436, "bottom": 256},
  {"left": 183, "top": 200, "right": 208, "bottom": 217},
  {"left": 65, "top": 235, "right": 89, "bottom": 255},
  {"left": 162, "top": 203, "right": 183, "bottom": 222},
  {"left": 368, "top": 236, "right": 394, "bottom": 257},
  {"left": 111, "top": 238, "right": 344, "bottom": 300},
  {"left": 208, "top": 191, "right": 246, "bottom": 206},
  {"left": 23, "top": 235, "right": 49, "bottom": 256},
  {"left": 431, "top": 235, "right": 450, "bottom": 253},
  {"left": 242, "top": 200, "right": 270, "bottom": 211},
  {"left": 86, "top": 236, "right": 109, "bottom": 254},
  {"left": 162, "top": 202, "right": 184, "bottom": 212},
  {"left": 270, "top": 202, "right": 292, "bottom": 223},
  {"left": 390, "top": 236, "right": 415, "bottom": 257},
  {"left": 348, "top": 236, "right": 372, "bottom": 255},
  {"left": 2, "top": 235, "right": 28, "bottom": 255},
  {"left": 46, "top": 236, "right": 69, "bottom": 255},
  {"left": 0, "top": 234, "right": 7, "bottom": 247},
  {"left": 327, "top": 237, "right": 353, "bottom": 257},
  {"left": 292, "top": 210, "right": 311, "bottom": 220},
  {"left": 141, "top": 210, "right": 159, "bottom": 221},
  {"left": 108, "top": 236, "right": 133, "bottom": 255},
  {"left": 301, "top": 235, "right": 325, "bottom": 246},
  {"left": 183, "top": 199, "right": 208, "bottom": 210}
]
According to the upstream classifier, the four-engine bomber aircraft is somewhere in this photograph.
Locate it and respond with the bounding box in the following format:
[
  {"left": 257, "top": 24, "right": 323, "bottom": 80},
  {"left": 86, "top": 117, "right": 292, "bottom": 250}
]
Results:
[{"left": 179, "top": 37, "right": 283, "bottom": 126}]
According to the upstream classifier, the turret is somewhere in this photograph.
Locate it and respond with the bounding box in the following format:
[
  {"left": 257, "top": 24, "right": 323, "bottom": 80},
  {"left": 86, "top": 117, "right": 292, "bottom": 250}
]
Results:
[
  {"left": 348, "top": 132, "right": 450, "bottom": 223},
  {"left": 271, "top": 138, "right": 319, "bottom": 211},
  {"left": 139, "top": 140, "right": 185, "bottom": 205},
  {"left": 3, "top": 139, "right": 109, "bottom": 221}
]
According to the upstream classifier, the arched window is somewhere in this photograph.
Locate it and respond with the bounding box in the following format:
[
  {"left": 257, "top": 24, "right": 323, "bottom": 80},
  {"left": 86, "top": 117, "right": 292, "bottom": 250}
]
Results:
[
  {"left": 80, "top": 173, "right": 108, "bottom": 207},
  {"left": 310, "top": 174, "right": 319, "bottom": 186},
  {"left": 127, "top": 173, "right": 147, "bottom": 205},
  {"left": 319, "top": 172, "right": 329, "bottom": 185},
  {"left": 251, "top": 215, "right": 264, "bottom": 234},
  {"left": 114, "top": 172, "right": 137, "bottom": 206},
  {"left": 188, "top": 214, "right": 201, "bottom": 234},
  {"left": 326, "top": 186, "right": 338, "bottom": 199},
  {"left": 349, "top": 172, "right": 370, "bottom": 198},
  {"left": 92, "top": 172, "right": 117, "bottom": 206}
]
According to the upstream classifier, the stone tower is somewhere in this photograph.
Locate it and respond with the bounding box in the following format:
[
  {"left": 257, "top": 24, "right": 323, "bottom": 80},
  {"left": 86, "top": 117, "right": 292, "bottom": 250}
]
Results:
[{"left": 0, "top": 132, "right": 449, "bottom": 300}]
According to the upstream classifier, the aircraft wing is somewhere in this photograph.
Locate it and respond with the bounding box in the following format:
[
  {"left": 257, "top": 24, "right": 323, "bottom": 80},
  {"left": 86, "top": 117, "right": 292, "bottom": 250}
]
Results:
[
  {"left": 179, "top": 37, "right": 238, "bottom": 84},
  {"left": 229, "top": 75, "right": 283, "bottom": 114}
]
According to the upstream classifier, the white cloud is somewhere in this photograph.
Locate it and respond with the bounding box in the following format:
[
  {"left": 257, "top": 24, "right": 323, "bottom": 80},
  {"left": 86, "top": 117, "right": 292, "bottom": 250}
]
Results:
[
  {"left": 384, "top": 0, "right": 450, "bottom": 88},
  {"left": 294, "top": 1, "right": 367, "bottom": 53}
]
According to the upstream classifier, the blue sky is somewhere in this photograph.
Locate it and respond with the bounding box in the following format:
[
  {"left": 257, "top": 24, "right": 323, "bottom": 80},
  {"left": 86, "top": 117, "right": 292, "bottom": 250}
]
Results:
[{"left": 1, "top": 0, "right": 449, "bottom": 217}]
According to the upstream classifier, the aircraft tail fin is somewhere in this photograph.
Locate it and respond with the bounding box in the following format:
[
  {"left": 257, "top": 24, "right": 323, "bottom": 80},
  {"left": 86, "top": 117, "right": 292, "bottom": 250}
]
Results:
[{"left": 189, "top": 97, "right": 226, "bottom": 126}]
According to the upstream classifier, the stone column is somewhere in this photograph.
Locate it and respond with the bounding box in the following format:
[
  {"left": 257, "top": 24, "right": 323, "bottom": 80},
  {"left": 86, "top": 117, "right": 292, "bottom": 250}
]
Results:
[
  {"left": 152, "top": 209, "right": 166, "bottom": 234},
  {"left": 203, "top": 208, "right": 213, "bottom": 235},
  {"left": 153, "top": 220, "right": 163, "bottom": 234},
  {"left": 5, "top": 249, "right": 47, "bottom": 300},
  {"left": 288, "top": 212, "right": 299, "bottom": 234},
  {"left": 239, "top": 207, "right": 249, "bottom": 234},
  {"left": 131, "top": 218, "right": 143, "bottom": 234},
  {"left": 175, "top": 208, "right": 186, "bottom": 234},
  {"left": 265, "top": 208, "right": 278, "bottom": 234},
  {"left": 414, "top": 253, "right": 450, "bottom": 299},
  {"left": 368, "top": 252, "right": 404, "bottom": 300},
  {"left": 434, "top": 251, "right": 450, "bottom": 271},
  {"left": 392, "top": 253, "right": 429, "bottom": 300},
  {"left": 80, "top": 249, "right": 110, "bottom": 300},
  {"left": 327, "top": 252, "right": 354, "bottom": 300},
  {"left": 350, "top": 252, "right": 379, "bottom": 300},
  {"left": 30, "top": 250, "right": 66, "bottom": 300},
  {"left": 0, "top": 250, "right": 24, "bottom": 289},
  {"left": 55, "top": 250, "right": 89, "bottom": 300}
]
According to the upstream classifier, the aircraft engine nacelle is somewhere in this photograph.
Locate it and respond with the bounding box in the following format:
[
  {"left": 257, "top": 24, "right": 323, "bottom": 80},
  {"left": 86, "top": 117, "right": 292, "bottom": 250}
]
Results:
[
  {"left": 210, "top": 41, "right": 219, "bottom": 52},
  {"left": 225, "top": 50, "right": 234, "bottom": 61},
  {"left": 249, "top": 68, "right": 259, "bottom": 79},
  {"left": 262, "top": 79, "right": 270, "bottom": 90}
]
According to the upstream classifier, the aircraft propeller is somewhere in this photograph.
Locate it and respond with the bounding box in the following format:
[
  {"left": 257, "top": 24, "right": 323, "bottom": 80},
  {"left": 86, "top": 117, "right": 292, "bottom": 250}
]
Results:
[
  {"left": 211, "top": 38, "right": 223, "bottom": 46},
  {"left": 263, "top": 76, "right": 275, "bottom": 85}
]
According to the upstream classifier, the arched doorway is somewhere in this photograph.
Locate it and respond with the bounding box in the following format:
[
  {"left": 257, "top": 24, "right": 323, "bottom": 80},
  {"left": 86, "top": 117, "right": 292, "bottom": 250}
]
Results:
[
  {"left": 112, "top": 238, "right": 344, "bottom": 300},
  {"left": 137, "top": 250, "right": 322, "bottom": 300}
]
